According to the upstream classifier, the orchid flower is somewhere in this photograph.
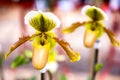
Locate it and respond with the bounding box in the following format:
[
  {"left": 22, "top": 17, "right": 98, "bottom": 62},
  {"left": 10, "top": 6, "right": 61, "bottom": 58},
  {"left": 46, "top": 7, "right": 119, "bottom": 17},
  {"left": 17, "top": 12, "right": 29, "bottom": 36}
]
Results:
[
  {"left": 63, "top": 5, "right": 120, "bottom": 48},
  {"left": 5, "top": 11, "right": 80, "bottom": 70}
]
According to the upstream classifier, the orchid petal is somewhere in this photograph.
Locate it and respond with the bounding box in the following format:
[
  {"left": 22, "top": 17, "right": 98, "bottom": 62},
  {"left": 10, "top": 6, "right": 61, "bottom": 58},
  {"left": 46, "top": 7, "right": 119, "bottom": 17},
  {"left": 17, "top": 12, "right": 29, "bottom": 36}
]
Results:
[
  {"left": 44, "top": 12, "right": 61, "bottom": 28},
  {"left": 104, "top": 27, "right": 120, "bottom": 47},
  {"left": 54, "top": 37, "right": 80, "bottom": 62},
  {"left": 63, "top": 22, "right": 85, "bottom": 34},
  {"left": 81, "top": 5, "right": 107, "bottom": 21},
  {"left": 5, "top": 34, "right": 39, "bottom": 59},
  {"left": 24, "top": 10, "right": 60, "bottom": 32},
  {"left": 24, "top": 11, "right": 41, "bottom": 25}
]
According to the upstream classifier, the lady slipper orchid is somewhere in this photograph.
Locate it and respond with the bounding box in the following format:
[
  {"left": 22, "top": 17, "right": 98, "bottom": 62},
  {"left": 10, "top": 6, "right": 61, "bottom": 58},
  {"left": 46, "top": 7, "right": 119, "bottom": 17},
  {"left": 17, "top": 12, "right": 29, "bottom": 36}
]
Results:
[
  {"left": 63, "top": 5, "right": 120, "bottom": 48},
  {"left": 5, "top": 10, "right": 80, "bottom": 70}
]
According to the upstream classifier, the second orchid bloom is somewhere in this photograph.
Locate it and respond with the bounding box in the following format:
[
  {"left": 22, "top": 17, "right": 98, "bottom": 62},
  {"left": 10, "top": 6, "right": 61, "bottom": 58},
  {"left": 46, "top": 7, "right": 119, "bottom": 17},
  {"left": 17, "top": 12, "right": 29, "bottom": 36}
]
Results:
[
  {"left": 5, "top": 11, "right": 80, "bottom": 70},
  {"left": 63, "top": 5, "right": 120, "bottom": 48}
]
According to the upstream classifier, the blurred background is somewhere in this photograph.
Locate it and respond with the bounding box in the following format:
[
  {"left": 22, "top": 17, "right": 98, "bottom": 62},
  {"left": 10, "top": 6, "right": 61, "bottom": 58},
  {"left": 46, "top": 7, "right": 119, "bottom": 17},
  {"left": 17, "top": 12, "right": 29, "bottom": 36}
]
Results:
[{"left": 0, "top": 0, "right": 120, "bottom": 80}]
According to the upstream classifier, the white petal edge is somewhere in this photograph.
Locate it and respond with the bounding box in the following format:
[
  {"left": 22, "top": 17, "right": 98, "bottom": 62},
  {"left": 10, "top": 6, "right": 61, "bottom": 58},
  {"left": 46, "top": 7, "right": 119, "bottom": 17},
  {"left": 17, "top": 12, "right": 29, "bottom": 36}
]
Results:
[
  {"left": 81, "top": 5, "right": 92, "bottom": 20},
  {"left": 81, "top": 5, "right": 108, "bottom": 20},
  {"left": 44, "top": 12, "right": 61, "bottom": 28},
  {"left": 24, "top": 10, "right": 61, "bottom": 28},
  {"left": 81, "top": 5, "right": 91, "bottom": 16},
  {"left": 48, "top": 62, "right": 58, "bottom": 73},
  {"left": 39, "top": 64, "right": 48, "bottom": 73},
  {"left": 24, "top": 11, "right": 43, "bottom": 25},
  {"left": 24, "top": 11, "right": 37, "bottom": 25}
]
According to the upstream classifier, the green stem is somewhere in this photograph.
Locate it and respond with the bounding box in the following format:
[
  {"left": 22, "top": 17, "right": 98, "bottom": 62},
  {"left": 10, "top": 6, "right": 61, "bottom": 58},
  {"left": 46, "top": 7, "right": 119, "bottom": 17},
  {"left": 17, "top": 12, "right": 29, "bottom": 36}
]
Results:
[
  {"left": 92, "top": 40, "right": 100, "bottom": 80},
  {"left": 0, "top": 54, "right": 4, "bottom": 80}
]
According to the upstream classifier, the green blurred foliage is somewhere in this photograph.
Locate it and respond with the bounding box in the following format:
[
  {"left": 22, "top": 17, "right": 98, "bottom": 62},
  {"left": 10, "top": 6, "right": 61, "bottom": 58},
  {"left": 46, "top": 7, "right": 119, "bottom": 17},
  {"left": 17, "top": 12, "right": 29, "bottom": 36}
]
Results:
[
  {"left": 0, "top": 53, "right": 4, "bottom": 66},
  {"left": 29, "top": 76, "right": 37, "bottom": 80},
  {"left": 59, "top": 74, "right": 67, "bottom": 80},
  {"left": 94, "top": 63, "right": 103, "bottom": 73},
  {"left": 24, "top": 49, "right": 32, "bottom": 58},
  {"left": 11, "top": 50, "right": 32, "bottom": 68}
]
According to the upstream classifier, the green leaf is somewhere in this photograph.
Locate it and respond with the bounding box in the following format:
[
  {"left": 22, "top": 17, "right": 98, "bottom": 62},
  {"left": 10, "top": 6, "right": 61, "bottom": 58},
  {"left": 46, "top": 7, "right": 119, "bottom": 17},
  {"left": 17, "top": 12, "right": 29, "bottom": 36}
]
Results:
[
  {"left": 24, "top": 50, "right": 32, "bottom": 58},
  {"left": 63, "top": 22, "right": 85, "bottom": 34},
  {"left": 94, "top": 63, "right": 103, "bottom": 73},
  {"left": 30, "top": 76, "right": 37, "bottom": 80},
  {"left": 85, "top": 6, "right": 105, "bottom": 21},
  {"left": 59, "top": 74, "right": 67, "bottom": 80},
  {"left": 11, "top": 55, "right": 31, "bottom": 68},
  {"left": 88, "top": 76, "right": 92, "bottom": 80},
  {"left": 0, "top": 53, "right": 4, "bottom": 66}
]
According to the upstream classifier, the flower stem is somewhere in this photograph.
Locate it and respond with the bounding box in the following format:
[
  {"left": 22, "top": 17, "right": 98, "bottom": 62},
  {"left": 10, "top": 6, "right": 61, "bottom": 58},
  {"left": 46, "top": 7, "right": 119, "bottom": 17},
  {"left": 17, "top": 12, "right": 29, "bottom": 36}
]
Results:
[
  {"left": 47, "top": 70, "right": 52, "bottom": 80},
  {"left": 41, "top": 73, "right": 45, "bottom": 80},
  {"left": 0, "top": 53, "right": 4, "bottom": 80},
  {"left": 92, "top": 40, "right": 100, "bottom": 80}
]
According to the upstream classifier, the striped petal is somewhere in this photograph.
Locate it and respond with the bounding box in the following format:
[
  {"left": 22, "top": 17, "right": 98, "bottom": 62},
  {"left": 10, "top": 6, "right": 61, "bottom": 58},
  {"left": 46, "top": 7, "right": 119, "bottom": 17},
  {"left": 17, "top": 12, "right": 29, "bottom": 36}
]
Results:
[
  {"left": 81, "top": 5, "right": 107, "bottom": 21},
  {"left": 24, "top": 11, "right": 60, "bottom": 32}
]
